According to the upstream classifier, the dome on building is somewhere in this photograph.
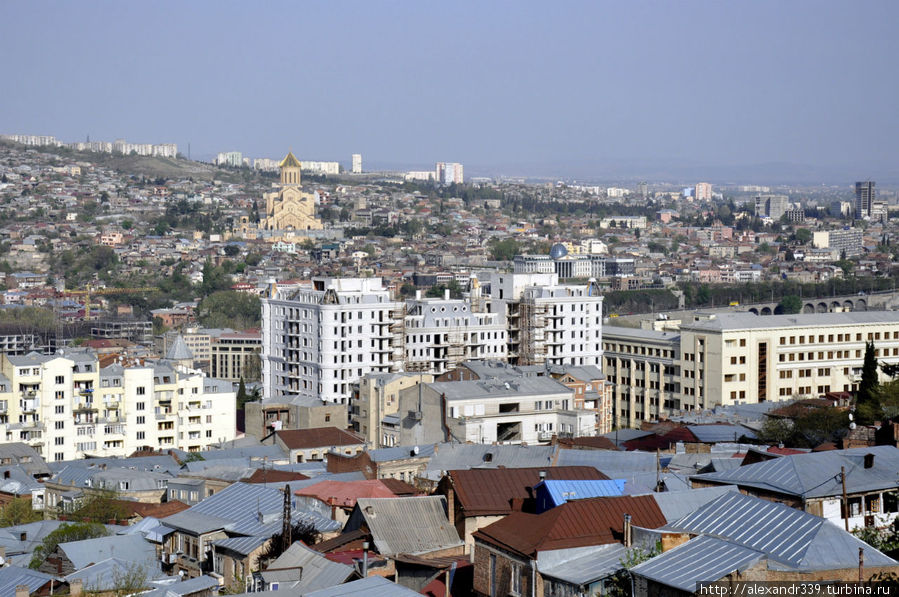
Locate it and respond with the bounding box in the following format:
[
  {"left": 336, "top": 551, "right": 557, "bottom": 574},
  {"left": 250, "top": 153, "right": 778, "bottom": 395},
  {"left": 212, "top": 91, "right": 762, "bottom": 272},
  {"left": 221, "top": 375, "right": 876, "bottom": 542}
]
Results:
[{"left": 549, "top": 243, "right": 568, "bottom": 259}]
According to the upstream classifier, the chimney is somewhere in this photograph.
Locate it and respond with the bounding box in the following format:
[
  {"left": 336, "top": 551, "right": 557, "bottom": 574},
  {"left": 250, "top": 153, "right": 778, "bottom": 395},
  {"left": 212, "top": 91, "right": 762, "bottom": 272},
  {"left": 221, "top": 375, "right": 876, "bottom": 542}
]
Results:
[
  {"left": 444, "top": 288, "right": 450, "bottom": 301},
  {"left": 70, "top": 579, "right": 83, "bottom": 597},
  {"left": 864, "top": 453, "right": 875, "bottom": 469},
  {"left": 538, "top": 471, "right": 547, "bottom": 482},
  {"left": 415, "top": 290, "right": 422, "bottom": 300},
  {"left": 623, "top": 514, "right": 632, "bottom": 548},
  {"left": 15, "top": 586, "right": 29, "bottom": 597},
  {"left": 446, "top": 486, "right": 455, "bottom": 526}
]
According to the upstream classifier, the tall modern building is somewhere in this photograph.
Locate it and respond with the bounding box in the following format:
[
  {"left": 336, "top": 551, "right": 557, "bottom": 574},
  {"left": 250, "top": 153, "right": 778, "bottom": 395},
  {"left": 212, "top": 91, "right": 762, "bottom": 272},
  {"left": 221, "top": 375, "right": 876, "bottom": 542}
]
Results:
[
  {"left": 856, "top": 181, "right": 875, "bottom": 219},
  {"left": 435, "top": 162, "right": 464, "bottom": 185},
  {"left": 754, "top": 194, "right": 789, "bottom": 220},
  {"left": 694, "top": 182, "right": 713, "bottom": 201},
  {"left": 351, "top": 153, "right": 362, "bottom": 174}
]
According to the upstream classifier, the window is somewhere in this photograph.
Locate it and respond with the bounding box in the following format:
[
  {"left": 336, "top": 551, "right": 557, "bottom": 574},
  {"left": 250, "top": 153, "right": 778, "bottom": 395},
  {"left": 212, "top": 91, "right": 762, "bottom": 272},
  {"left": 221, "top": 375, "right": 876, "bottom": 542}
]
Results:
[
  {"left": 136, "top": 387, "right": 146, "bottom": 396},
  {"left": 55, "top": 421, "right": 64, "bottom": 429},
  {"left": 55, "top": 437, "right": 64, "bottom": 445},
  {"left": 55, "top": 376, "right": 64, "bottom": 384},
  {"left": 510, "top": 562, "right": 522, "bottom": 596},
  {"left": 55, "top": 405, "right": 65, "bottom": 414},
  {"left": 137, "top": 431, "right": 145, "bottom": 440},
  {"left": 137, "top": 416, "right": 145, "bottom": 425}
]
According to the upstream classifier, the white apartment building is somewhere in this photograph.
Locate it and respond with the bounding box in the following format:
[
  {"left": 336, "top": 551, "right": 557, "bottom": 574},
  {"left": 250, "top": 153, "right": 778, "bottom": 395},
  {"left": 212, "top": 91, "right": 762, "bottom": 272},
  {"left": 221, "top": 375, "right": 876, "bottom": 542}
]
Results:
[
  {"left": 352, "top": 153, "right": 362, "bottom": 174},
  {"left": 0, "top": 350, "right": 235, "bottom": 462},
  {"left": 488, "top": 273, "right": 603, "bottom": 368},
  {"left": 603, "top": 311, "right": 899, "bottom": 428},
  {"left": 261, "top": 278, "right": 404, "bottom": 404},
  {"left": 403, "top": 291, "right": 507, "bottom": 374},
  {"left": 300, "top": 161, "right": 340, "bottom": 175},
  {"left": 435, "top": 162, "right": 463, "bottom": 185}
]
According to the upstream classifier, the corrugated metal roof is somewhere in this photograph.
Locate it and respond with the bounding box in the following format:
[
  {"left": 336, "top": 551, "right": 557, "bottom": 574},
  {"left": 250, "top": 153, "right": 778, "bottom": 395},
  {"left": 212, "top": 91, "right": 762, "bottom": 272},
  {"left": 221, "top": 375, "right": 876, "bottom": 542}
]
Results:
[
  {"left": 649, "top": 486, "right": 739, "bottom": 523},
  {"left": 212, "top": 534, "right": 269, "bottom": 556},
  {"left": 353, "top": 496, "right": 462, "bottom": 556},
  {"left": 692, "top": 445, "right": 899, "bottom": 498},
  {"left": 65, "top": 557, "right": 164, "bottom": 591},
  {"left": 687, "top": 424, "right": 757, "bottom": 443},
  {"left": 59, "top": 534, "right": 156, "bottom": 571},
  {"left": 555, "top": 449, "right": 657, "bottom": 472},
  {"left": 260, "top": 542, "right": 353, "bottom": 592},
  {"left": 631, "top": 535, "right": 765, "bottom": 592},
  {"left": 449, "top": 466, "right": 608, "bottom": 516},
  {"left": 535, "top": 479, "right": 626, "bottom": 511},
  {"left": 303, "top": 576, "right": 422, "bottom": 597},
  {"left": 423, "top": 443, "right": 557, "bottom": 480},
  {"left": 0, "top": 566, "right": 59, "bottom": 597},
  {"left": 664, "top": 491, "right": 897, "bottom": 570},
  {"left": 537, "top": 543, "right": 628, "bottom": 584}
]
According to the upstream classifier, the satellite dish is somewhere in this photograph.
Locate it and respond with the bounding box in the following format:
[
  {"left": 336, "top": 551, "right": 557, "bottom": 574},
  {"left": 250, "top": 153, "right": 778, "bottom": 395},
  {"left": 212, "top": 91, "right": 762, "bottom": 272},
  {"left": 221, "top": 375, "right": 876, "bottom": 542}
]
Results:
[
  {"left": 848, "top": 413, "right": 854, "bottom": 421},
  {"left": 849, "top": 422, "right": 857, "bottom": 430}
]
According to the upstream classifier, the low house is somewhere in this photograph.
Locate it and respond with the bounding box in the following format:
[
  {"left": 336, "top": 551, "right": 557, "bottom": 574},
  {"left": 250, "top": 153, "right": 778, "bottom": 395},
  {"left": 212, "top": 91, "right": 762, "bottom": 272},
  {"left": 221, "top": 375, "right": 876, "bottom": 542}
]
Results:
[
  {"left": 436, "top": 466, "right": 609, "bottom": 552},
  {"left": 0, "top": 566, "right": 62, "bottom": 597},
  {"left": 631, "top": 491, "right": 899, "bottom": 593},
  {"left": 273, "top": 428, "right": 365, "bottom": 463},
  {"left": 157, "top": 482, "right": 340, "bottom": 588},
  {"left": 534, "top": 479, "right": 626, "bottom": 513},
  {"left": 254, "top": 542, "right": 355, "bottom": 593},
  {"left": 690, "top": 445, "right": 899, "bottom": 529},
  {"left": 471, "top": 495, "right": 667, "bottom": 597},
  {"left": 343, "top": 496, "right": 464, "bottom": 559},
  {"left": 38, "top": 533, "right": 157, "bottom": 576},
  {"left": 295, "top": 479, "right": 404, "bottom": 524}
]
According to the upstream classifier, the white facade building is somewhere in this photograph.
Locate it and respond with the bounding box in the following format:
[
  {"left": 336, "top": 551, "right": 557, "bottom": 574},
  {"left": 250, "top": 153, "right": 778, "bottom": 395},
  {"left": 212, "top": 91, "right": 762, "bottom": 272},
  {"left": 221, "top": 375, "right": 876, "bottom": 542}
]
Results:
[
  {"left": 488, "top": 273, "right": 603, "bottom": 367},
  {"left": 404, "top": 292, "right": 507, "bottom": 374},
  {"left": 352, "top": 153, "right": 362, "bottom": 174},
  {"left": 0, "top": 350, "right": 235, "bottom": 462},
  {"left": 261, "top": 278, "right": 403, "bottom": 404}
]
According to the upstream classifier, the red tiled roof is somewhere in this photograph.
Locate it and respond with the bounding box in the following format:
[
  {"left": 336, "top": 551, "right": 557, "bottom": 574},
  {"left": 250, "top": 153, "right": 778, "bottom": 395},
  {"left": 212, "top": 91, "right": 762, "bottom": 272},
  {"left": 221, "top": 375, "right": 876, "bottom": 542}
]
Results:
[
  {"left": 295, "top": 480, "right": 399, "bottom": 508},
  {"left": 473, "top": 495, "right": 667, "bottom": 557},
  {"left": 275, "top": 427, "right": 364, "bottom": 450},
  {"left": 448, "top": 466, "right": 608, "bottom": 517}
]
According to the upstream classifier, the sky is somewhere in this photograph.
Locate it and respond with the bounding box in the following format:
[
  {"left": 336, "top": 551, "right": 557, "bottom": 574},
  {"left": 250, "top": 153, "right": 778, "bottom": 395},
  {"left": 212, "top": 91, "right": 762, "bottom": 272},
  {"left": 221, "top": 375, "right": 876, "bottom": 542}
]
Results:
[{"left": 2, "top": 1, "right": 898, "bottom": 182}]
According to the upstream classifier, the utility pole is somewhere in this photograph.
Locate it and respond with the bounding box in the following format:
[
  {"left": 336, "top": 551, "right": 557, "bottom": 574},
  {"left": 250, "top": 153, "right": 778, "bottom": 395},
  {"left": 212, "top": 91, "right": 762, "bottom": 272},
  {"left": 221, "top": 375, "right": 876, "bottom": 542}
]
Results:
[{"left": 841, "top": 466, "right": 849, "bottom": 532}]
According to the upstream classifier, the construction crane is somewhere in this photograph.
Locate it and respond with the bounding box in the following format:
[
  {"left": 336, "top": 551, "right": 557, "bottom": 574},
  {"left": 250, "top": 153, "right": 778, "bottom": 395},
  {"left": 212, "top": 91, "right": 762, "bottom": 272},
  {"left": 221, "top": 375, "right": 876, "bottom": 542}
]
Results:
[{"left": 62, "top": 286, "right": 160, "bottom": 320}]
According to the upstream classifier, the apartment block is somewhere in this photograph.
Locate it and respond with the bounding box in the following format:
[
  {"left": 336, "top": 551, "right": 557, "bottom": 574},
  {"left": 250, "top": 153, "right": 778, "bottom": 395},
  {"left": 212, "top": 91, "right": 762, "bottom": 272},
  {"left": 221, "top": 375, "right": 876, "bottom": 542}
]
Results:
[
  {"left": 0, "top": 350, "right": 236, "bottom": 461},
  {"left": 488, "top": 273, "right": 603, "bottom": 368},
  {"left": 603, "top": 311, "right": 899, "bottom": 428},
  {"left": 261, "top": 278, "right": 404, "bottom": 404}
]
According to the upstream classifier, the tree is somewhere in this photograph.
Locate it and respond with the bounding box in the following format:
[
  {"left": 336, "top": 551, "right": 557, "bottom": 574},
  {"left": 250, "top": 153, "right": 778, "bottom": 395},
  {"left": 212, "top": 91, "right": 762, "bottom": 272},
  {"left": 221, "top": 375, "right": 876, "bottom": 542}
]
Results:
[
  {"left": 65, "top": 489, "right": 130, "bottom": 524},
  {"left": 0, "top": 497, "right": 42, "bottom": 527},
  {"left": 197, "top": 291, "right": 261, "bottom": 329},
  {"left": 224, "top": 244, "right": 240, "bottom": 257},
  {"left": 775, "top": 295, "right": 802, "bottom": 314},
  {"left": 256, "top": 520, "right": 320, "bottom": 569},
  {"left": 856, "top": 341, "right": 881, "bottom": 425},
  {"left": 608, "top": 543, "right": 662, "bottom": 597},
  {"left": 489, "top": 238, "right": 519, "bottom": 261},
  {"left": 795, "top": 228, "right": 812, "bottom": 244},
  {"left": 30, "top": 522, "right": 109, "bottom": 568}
]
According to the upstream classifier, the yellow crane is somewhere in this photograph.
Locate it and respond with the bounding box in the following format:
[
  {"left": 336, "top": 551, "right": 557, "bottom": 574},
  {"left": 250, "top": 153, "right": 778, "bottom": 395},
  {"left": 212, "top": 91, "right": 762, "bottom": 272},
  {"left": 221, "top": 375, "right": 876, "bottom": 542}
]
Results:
[{"left": 62, "top": 286, "right": 160, "bottom": 320}]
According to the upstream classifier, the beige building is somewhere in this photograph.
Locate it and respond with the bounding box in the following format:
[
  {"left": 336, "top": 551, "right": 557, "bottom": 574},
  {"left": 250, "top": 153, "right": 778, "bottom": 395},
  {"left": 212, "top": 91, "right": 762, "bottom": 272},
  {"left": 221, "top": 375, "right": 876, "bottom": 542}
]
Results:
[
  {"left": 210, "top": 330, "right": 261, "bottom": 381},
  {"left": 260, "top": 152, "right": 322, "bottom": 232},
  {"left": 603, "top": 311, "right": 899, "bottom": 428},
  {"left": 351, "top": 372, "right": 434, "bottom": 446}
]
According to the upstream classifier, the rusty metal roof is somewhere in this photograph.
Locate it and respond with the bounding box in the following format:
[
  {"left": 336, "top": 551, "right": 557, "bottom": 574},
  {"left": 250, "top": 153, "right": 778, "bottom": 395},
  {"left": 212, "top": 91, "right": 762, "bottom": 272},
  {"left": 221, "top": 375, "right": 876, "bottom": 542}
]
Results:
[
  {"left": 448, "top": 466, "right": 608, "bottom": 517},
  {"left": 473, "top": 495, "right": 667, "bottom": 557}
]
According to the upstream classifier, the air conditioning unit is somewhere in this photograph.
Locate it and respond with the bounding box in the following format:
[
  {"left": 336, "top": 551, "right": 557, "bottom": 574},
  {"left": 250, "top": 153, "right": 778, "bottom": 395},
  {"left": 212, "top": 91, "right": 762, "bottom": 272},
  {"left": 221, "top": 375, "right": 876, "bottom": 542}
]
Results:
[{"left": 408, "top": 410, "right": 422, "bottom": 420}]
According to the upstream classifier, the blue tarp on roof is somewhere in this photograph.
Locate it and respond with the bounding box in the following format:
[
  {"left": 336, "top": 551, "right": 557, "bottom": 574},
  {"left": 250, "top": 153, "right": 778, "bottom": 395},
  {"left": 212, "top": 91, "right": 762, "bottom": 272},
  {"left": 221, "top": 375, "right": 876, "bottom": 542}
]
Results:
[{"left": 534, "top": 479, "right": 627, "bottom": 513}]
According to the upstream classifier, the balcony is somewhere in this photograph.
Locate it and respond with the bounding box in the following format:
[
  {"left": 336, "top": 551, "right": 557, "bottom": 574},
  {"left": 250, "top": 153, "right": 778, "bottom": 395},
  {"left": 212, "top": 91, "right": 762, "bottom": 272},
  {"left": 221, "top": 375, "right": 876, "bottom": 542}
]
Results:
[{"left": 74, "top": 403, "right": 98, "bottom": 412}]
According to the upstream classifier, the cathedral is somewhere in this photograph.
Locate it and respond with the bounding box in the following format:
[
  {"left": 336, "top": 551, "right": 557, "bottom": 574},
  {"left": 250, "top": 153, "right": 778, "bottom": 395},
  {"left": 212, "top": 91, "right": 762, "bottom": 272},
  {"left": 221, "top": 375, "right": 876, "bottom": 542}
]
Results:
[{"left": 260, "top": 152, "right": 323, "bottom": 232}]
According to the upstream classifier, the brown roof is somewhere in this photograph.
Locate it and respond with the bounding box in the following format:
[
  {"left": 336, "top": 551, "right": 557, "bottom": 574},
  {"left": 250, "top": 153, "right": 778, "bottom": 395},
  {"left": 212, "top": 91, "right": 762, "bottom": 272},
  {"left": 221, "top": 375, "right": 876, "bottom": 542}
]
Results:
[
  {"left": 447, "top": 466, "right": 608, "bottom": 517},
  {"left": 311, "top": 528, "right": 368, "bottom": 553},
  {"left": 379, "top": 478, "right": 419, "bottom": 496},
  {"left": 472, "top": 495, "right": 667, "bottom": 557},
  {"left": 111, "top": 499, "right": 190, "bottom": 519},
  {"left": 275, "top": 427, "right": 364, "bottom": 450},
  {"left": 244, "top": 469, "right": 310, "bottom": 484},
  {"left": 557, "top": 436, "right": 619, "bottom": 451}
]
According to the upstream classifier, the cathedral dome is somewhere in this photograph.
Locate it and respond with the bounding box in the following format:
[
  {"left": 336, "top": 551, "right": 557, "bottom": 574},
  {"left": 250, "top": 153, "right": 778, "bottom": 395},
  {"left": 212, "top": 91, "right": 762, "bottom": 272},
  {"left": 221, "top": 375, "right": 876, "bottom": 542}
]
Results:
[{"left": 549, "top": 243, "right": 568, "bottom": 259}]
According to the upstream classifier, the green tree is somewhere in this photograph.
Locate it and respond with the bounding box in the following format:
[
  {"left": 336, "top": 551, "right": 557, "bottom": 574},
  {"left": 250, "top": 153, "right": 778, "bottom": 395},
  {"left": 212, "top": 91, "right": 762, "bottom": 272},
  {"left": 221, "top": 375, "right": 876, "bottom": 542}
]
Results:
[
  {"left": 608, "top": 543, "right": 662, "bottom": 597},
  {"left": 65, "top": 489, "right": 130, "bottom": 524},
  {"left": 197, "top": 291, "right": 261, "bottom": 329},
  {"left": 489, "top": 238, "right": 520, "bottom": 261},
  {"left": 30, "top": 522, "right": 109, "bottom": 569},
  {"left": 775, "top": 295, "right": 802, "bottom": 314},
  {"left": 0, "top": 497, "right": 42, "bottom": 526},
  {"left": 856, "top": 341, "right": 881, "bottom": 425},
  {"left": 795, "top": 228, "right": 812, "bottom": 244}
]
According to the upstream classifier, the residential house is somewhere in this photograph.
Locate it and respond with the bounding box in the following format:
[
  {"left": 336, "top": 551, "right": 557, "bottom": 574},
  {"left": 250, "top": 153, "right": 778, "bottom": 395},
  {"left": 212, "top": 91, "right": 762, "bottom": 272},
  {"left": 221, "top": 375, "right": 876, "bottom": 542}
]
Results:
[
  {"left": 631, "top": 492, "right": 899, "bottom": 593},
  {"left": 690, "top": 445, "right": 899, "bottom": 530},
  {"left": 471, "top": 495, "right": 667, "bottom": 597},
  {"left": 254, "top": 542, "right": 355, "bottom": 593},
  {"left": 273, "top": 428, "right": 365, "bottom": 464},
  {"left": 436, "top": 466, "right": 609, "bottom": 552}
]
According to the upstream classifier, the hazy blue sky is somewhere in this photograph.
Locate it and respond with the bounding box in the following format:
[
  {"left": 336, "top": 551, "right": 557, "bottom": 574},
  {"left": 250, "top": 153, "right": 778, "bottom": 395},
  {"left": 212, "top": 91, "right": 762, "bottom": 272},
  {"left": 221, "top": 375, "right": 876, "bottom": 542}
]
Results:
[{"left": 3, "top": 1, "right": 897, "bottom": 181}]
